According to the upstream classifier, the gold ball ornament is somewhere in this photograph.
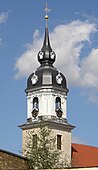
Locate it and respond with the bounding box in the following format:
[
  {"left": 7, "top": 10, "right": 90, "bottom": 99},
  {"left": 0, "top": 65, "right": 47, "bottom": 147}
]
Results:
[{"left": 45, "top": 15, "right": 48, "bottom": 20}]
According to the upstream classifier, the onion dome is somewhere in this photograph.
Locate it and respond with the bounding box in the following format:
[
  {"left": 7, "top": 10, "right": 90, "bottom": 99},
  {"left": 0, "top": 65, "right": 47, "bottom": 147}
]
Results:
[
  {"left": 26, "top": 12, "right": 68, "bottom": 94},
  {"left": 26, "top": 66, "right": 68, "bottom": 93},
  {"left": 38, "top": 27, "right": 56, "bottom": 65}
]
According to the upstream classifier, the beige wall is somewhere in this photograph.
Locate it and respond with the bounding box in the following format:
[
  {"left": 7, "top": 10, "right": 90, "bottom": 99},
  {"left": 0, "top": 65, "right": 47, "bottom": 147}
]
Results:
[
  {"left": 22, "top": 127, "right": 40, "bottom": 154},
  {"left": 22, "top": 125, "right": 72, "bottom": 165},
  {"left": 52, "top": 128, "right": 71, "bottom": 163}
]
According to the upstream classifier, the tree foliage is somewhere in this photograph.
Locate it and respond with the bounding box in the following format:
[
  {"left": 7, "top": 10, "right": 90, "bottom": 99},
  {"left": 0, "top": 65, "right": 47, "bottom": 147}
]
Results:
[
  {"left": 24, "top": 123, "right": 62, "bottom": 169},
  {"left": 24, "top": 123, "right": 72, "bottom": 169}
]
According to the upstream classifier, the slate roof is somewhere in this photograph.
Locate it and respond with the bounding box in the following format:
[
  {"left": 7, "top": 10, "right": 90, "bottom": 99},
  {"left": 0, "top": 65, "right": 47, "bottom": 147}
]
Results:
[{"left": 26, "top": 23, "right": 68, "bottom": 93}]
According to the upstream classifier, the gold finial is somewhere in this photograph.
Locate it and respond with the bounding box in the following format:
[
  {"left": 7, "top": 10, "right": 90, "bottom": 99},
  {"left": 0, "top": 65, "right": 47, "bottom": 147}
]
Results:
[{"left": 44, "top": 3, "right": 51, "bottom": 27}]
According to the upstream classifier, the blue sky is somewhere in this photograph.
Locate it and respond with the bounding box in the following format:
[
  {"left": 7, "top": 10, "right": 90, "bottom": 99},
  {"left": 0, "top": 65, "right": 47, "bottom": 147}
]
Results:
[{"left": 0, "top": 0, "right": 98, "bottom": 154}]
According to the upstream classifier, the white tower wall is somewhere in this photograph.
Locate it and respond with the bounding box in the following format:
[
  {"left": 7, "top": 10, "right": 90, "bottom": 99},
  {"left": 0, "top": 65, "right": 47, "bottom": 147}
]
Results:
[{"left": 27, "top": 88, "right": 67, "bottom": 120}]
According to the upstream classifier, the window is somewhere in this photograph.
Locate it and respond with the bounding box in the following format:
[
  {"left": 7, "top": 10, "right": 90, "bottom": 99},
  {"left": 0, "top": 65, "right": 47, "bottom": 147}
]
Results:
[
  {"left": 55, "top": 97, "right": 61, "bottom": 110},
  {"left": 33, "top": 97, "right": 39, "bottom": 110},
  {"left": 32, "top": 134, "right": 37, "bottom": 149},
  {"left": 57, "top": 134, "right": 62, "bottom": 150}
]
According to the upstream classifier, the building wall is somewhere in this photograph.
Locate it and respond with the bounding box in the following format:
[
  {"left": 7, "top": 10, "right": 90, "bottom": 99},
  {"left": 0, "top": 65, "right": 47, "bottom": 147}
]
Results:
[
  {"left": 27, "top": 88, "right": 67, "bottom": 120},
  {"left": 0, "top": 150, "right": 28, "bottom": 169},
  {"left": 22, "top": 125, "right": 71, "bottom": 164},
  {"left": 0, "top": 149, "right": 97, "bottom": 170}
]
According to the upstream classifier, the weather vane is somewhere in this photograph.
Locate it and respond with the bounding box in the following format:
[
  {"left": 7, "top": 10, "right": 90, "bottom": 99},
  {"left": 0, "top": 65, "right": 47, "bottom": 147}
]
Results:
[{"left": 44, "top": 3, "right": 51, "bottom": 27}]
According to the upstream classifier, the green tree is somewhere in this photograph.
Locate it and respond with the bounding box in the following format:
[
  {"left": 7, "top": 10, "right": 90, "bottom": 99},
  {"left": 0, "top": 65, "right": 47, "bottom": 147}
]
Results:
[{"left": 24, "top": 123, "right": 64, "bottom": 169}]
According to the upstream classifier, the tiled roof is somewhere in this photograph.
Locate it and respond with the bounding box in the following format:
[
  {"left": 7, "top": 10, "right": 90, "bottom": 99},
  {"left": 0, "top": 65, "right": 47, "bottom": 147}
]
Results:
[
  {"left": 0, "top": 149, "right": 26, "bottom": 159},
  {"left": 72, "top": 143, "right": 98, "bottom": 167}
]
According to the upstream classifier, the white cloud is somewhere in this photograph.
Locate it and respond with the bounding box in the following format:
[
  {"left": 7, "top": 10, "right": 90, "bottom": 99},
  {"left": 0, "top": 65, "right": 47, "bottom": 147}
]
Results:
[
  {"left": 80, "top": 48, "right": 98, "bottom": 90},
  {"left": 15, "top": 19, "right": 98, "bottom": 96},
  {"left": 0, "top": 12, "right": 8, "bottom": 24},
  {"left": 51, "top": 20, "right": 96, "bottom": 86},
  {"left": 14, "top": 30, "right": 42, "bottom": 78}
]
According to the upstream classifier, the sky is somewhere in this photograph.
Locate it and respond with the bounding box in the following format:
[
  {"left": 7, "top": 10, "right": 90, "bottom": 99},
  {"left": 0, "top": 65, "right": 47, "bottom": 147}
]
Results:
[{"left": 0, "top": 0, "right": 98, "bottom": 155}]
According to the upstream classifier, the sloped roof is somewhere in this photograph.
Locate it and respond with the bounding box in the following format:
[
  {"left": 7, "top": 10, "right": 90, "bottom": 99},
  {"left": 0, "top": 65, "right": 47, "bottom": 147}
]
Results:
[
  {"left": 72, "top": 143, "right": 98, "bottom": 167},
  {"left": 0, "top": 149, "right": 26, "bottom": 159},
  {"left": 0, "top": 149, "right": 28, "bottom": 169}
]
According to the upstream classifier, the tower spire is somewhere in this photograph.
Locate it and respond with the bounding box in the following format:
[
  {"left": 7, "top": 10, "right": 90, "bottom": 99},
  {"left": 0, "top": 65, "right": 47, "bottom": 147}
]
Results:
[
  {"left": 38, "top": 3, "right": 56, "bottom": 65},
  {"left": 44, "top": 3, "right": 51, "bottom": 28}
]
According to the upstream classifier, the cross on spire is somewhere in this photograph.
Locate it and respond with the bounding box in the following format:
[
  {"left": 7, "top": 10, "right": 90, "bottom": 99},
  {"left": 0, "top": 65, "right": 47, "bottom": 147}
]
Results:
[
  {"left": 44, "top": 3, "right": 51, "bottom": 27},
  {"left": 44, "top": 3, "right": 51, "bottom": 15}
]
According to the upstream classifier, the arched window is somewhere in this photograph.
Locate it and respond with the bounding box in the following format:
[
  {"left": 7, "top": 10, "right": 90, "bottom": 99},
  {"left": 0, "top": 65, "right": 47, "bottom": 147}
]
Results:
[
  {"left": 55, "top": 97, "right": 61, "bottom": 110},
  {"left": 33, "top": 97, "right": 39, "bottom": 110}
]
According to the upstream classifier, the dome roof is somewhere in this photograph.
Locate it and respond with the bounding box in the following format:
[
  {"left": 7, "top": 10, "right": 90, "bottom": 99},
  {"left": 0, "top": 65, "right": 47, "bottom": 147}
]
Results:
[
  {"left": 26, "top": 16, "right": 68, "bottom": 93},
  {"left": 26, "top": 64, "right": 68, "bottom": 92}
]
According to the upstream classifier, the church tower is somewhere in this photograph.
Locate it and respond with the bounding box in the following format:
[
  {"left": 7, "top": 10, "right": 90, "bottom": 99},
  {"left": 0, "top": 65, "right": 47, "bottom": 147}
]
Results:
[{"left": 19, "top": 7, "right": 74, "bottom": 163}]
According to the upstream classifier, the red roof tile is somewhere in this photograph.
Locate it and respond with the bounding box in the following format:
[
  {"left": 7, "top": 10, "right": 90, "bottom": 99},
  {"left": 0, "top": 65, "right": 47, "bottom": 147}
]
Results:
[{"left": 72, "top": 143, "right": 98, "bottom": 167}]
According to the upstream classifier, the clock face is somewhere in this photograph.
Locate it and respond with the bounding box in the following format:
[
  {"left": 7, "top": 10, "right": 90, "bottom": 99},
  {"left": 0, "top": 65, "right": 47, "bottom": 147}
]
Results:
[
  {"left": 31, "top": 73, "right": 38, "bottom": 85},
  {"left": 56, "top": 73, "right": 63, "bottom": 85},
  {"left": 50, "top": 51, "right": 56, "bottom": 60},
  {"left": 38, "top": 51, "right": 44, "bottom": 59}
]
